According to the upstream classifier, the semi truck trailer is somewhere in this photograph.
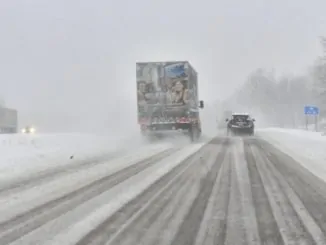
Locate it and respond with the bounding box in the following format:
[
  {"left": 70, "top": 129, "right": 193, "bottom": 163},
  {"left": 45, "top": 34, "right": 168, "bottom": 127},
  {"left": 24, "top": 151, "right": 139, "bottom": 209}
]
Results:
[
  {"left": 136, "top": 61, "right": 204, "bottom": 142},
  {"left": 0, "top": 107, "right": 18, "bottom": 133}
]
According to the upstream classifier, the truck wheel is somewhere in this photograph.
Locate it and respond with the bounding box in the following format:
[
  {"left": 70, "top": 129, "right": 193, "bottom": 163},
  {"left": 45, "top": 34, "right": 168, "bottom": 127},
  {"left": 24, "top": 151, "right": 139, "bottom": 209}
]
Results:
[
  {"left": 192, "top": 126, "right": 201, "bottom": 142},
  {"left": 189, "top": 126, "right": 198, "bottom": 143},
  {"left": 189, "top": 129, "right": 194, "bottom": 142},
  {"left": 198, "top": 129, "right": 202, "bottom": 140},
  {"left": 227, "top": 129, "right": 233, "bottom": 137},
  {"left": 141, "top": 131, "right": 151, "bottom": 143}
]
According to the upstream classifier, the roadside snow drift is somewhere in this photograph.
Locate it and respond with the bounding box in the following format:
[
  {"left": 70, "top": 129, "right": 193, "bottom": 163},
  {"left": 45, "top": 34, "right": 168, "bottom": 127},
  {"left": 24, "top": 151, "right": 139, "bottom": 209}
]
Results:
[
  {"left": 257, "top": 128, "right": 326, "bottom": 181},
  {"left": 0, "top": 133, "right": 146, "bottom": 182}
]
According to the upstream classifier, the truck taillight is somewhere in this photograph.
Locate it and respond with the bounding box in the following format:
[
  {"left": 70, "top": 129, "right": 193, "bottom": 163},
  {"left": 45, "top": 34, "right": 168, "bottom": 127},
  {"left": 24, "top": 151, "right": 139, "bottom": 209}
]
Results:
[
  {"left": 139, "top": 118, "right": 149, "bottom": 124},
  {"left": 177, "top": 117, "right": 190, "bottom": 123}
]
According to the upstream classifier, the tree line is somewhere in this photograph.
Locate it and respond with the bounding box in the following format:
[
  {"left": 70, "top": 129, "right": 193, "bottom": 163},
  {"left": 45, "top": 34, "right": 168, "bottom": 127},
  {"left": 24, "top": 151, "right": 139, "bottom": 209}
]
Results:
[{"left": 222, "top": 37, "right": 326, "bottom": 128}]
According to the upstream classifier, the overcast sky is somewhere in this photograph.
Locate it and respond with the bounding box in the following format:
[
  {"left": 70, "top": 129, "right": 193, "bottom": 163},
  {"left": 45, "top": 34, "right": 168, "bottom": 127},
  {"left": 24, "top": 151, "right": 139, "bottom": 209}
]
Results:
[{"left": 0, "top": 0, "right": 326, "bottom": 133}]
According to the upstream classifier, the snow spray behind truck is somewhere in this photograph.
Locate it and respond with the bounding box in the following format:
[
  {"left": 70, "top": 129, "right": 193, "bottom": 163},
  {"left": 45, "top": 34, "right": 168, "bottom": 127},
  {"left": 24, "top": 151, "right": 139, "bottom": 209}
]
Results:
[{"left": 136, "top": 61, "right": 204, "bottom": 142}]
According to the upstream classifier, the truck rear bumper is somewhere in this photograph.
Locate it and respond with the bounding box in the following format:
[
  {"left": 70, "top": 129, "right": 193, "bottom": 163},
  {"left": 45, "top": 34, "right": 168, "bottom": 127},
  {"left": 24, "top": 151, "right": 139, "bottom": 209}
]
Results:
[
  {"left": 140, "top": 123, "right": 202, "bottom": 141},
  {"left": 143, "top": 123, "right": 192, "bottom": 131}
]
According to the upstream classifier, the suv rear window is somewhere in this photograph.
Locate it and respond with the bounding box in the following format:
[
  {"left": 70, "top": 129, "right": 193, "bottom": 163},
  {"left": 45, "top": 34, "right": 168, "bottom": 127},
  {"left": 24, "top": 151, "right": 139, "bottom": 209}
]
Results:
[{"left": 232, "top": 115, "right": 249, "bottom": 121}]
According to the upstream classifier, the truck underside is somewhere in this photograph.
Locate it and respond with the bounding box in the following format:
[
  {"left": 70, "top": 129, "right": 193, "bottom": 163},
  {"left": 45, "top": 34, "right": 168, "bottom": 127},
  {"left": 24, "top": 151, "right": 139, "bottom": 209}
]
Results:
[{"left": 140, "top": 121, "right": 201, "bottom": 142}]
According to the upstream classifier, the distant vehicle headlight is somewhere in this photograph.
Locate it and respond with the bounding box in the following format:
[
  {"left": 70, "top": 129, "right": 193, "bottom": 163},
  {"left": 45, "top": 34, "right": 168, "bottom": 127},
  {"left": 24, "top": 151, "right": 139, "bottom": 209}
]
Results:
[
  {"left": 21, "top": 128, "right": 26, "bottom": 133},
  {"left": 29, "top": 127, "right": 35, "bottom": 133}
]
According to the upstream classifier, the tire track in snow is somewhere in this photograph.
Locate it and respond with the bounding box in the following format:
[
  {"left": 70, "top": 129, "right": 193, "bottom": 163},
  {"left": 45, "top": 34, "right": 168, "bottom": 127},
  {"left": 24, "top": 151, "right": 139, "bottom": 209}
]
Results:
[
  {"left": 171, "top": 138, "right": 229, "bottom": 245},
  {"left": 108, "top": 172, "right": 191, "bottom": 245},
  {"left": 140, "top": 145, "right": 222, "bottom": 245},
  {"left": 0, "top": 148, "right": 180, "bottom": 245},
  {"left": 132, "top": 176, "right": 196, "bottom": 245},
  {"left": 75, "top": 140, "right": 219, "bottom": 245},
  {"left": 137, "top": 143, "right": 227, "bottom": 245},
  {"left": 255, "top": 139, "right": 326, "bottom": 245},
  {"left": 102, "top": 147, "right": 214, "bottom": 245},
  {"left": 244, "top": 141, "right": 283, "bottom": 244},
  {"left": 224, "top": 144, "right": 246, "bottom": 245},
  {"left": 146, "top": 175, "right": 200, "bottom": 245},
  {"left": 232, "top": 138, "right": 261, "bottom": 245},
  {"left": 127, "top": 147, "right": 220, "bottom": 245},
  {"left": 194, "top": 149, "right": 232, "bottom": 245},
  {"left": 250, "top": 142, "right": 316, "bottom": 245}
]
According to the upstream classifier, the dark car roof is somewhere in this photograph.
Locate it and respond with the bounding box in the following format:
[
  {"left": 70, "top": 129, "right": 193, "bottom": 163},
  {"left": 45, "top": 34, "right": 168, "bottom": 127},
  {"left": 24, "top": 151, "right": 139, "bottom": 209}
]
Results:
[
  {"left": 232, "top": 114, "right": 250, "bottom": 118},
  {"left": 232, "top": 113, "right": 249, "bottom": 116}
]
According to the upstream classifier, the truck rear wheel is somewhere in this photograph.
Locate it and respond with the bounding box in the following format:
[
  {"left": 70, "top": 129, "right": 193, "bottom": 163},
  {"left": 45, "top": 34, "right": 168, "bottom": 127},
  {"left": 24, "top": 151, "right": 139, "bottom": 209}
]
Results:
[
  {"left": 140, "top": 130, "right": 152, "bottom": 142},
  {"left": 189, "top": 125, "right": 200, "bottom": 142}
]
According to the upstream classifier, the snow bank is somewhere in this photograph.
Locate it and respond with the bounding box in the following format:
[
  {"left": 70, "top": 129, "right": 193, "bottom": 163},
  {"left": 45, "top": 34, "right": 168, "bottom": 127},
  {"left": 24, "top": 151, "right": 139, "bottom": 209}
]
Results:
[
  {"left": 0, "top": 133, "right": 145, "bottom": 182},
  {"left": 257, "top": 128, "right": 326, "bottom": 181}
]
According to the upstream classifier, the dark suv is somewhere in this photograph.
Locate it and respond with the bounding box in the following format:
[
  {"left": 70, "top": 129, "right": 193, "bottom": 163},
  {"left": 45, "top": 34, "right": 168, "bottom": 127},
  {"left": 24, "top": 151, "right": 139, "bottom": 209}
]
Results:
[{"left": 226, "top": 113, "right": 255, "bottom": 136}]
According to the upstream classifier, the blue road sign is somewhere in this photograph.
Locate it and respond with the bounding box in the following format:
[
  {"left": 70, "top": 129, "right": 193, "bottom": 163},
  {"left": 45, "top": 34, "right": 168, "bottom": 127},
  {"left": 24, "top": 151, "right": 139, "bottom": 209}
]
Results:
[{"left": 304, "top": 105, "right": 319, "bottom": 115}]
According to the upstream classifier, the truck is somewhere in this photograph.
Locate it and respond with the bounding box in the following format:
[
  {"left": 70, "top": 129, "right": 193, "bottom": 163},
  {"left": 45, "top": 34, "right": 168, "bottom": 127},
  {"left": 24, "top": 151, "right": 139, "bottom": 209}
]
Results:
[
  {"left": 136, "top": 61, "right": 204, "bottom": 142},
  {"left": 0, "top": 107, "right": 18, "bottom": 133}
]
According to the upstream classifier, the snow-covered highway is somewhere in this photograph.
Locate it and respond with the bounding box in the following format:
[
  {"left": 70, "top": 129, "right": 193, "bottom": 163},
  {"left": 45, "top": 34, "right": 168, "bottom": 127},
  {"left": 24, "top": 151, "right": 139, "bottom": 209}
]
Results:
[{"left": 1, "top": 132, "right": 326, "bottom": 244}]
